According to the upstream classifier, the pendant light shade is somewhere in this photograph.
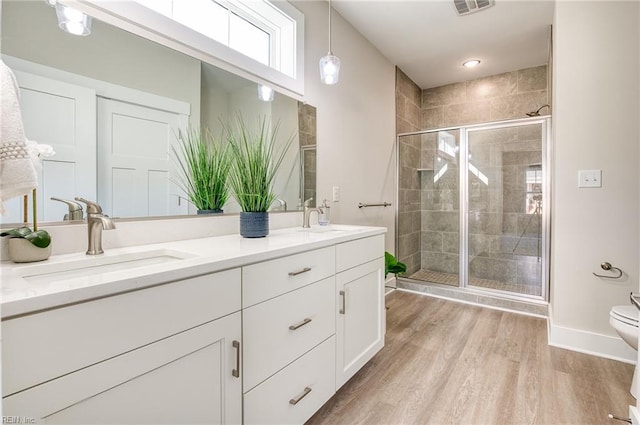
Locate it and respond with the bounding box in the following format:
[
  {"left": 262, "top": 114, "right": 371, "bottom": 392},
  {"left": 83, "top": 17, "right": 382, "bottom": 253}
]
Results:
[
  {"left": 257, "top": 84, "right": 274, "bottom": 102},
  {"left": 319, "top": 54, "right": 341, "bottom": 85},
  {"left": 319, "top": 0, "right": 340, "bottom": 85},
  {"left": 55, "top": 3, "right": 92, "bottom": 36}
]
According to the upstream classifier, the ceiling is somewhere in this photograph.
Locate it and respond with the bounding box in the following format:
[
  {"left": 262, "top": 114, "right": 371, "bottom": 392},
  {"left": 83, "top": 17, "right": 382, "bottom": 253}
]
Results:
[{"left": 331, "top": 0, "right": 555, "bottom": 89}]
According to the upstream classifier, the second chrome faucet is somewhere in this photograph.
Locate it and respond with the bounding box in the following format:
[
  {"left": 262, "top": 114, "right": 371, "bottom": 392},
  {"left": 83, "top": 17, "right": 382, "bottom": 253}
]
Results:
[
  {"left": 302, "top": 198, "right": 323, "bottom": 228},
  {"left": 75, "top": 197, "right": 115, "bottom": 255}
]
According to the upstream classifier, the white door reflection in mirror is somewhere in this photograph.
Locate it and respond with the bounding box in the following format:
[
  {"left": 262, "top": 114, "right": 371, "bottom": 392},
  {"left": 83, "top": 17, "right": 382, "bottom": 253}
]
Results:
[
  {"left": 0, "top": 71, "right": 96, "bottom": 225},
  {"left": 97, "top": 98, "right": 188, "bottom": 218}
]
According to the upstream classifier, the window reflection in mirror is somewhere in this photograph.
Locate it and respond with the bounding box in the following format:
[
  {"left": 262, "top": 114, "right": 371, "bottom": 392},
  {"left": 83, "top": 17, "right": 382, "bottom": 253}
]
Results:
[{"left": 0, "top": 0, "right": 314, "bottom": 225}]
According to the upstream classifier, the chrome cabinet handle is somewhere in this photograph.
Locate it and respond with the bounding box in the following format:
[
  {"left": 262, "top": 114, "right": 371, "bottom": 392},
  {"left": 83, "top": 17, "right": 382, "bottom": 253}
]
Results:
[
  {"left": 289, "top": 387, "right": 312, "bottom": 405},
  {"left": 289, "top": 318, "right": 312, "bottom": 331},
  {"left": 630, "top": 293, "right": 640, "bottom": 312},
  {"left": 232, "top": 340, "right": 240, "bottom": 378},
  {"left": 339, "top": 290, "right": 346, "bottom": 315},
  {"left": 288, "top": 267, "right": 312, "bottom": 276}
]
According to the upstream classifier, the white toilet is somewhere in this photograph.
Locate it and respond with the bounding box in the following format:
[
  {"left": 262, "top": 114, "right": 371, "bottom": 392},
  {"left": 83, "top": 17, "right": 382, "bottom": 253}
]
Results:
[{"left": 610, "top": 305, "right": 639, "bottom": 398}]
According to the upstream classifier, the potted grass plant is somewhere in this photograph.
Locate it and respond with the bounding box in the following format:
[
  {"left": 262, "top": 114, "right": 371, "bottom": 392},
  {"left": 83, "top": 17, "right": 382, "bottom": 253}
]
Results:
[
  {"left": 225, "top": 116, "right": 294, "bottom": 238},
  {"left": 172, "top": 127, "right": 231, "bottom": 214}
]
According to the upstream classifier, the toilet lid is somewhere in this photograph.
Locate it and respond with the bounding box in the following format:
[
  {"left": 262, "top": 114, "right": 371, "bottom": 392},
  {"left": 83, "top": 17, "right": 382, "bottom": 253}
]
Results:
[{"left": 611, "top": 305, "right": 639, "bottom": 324}]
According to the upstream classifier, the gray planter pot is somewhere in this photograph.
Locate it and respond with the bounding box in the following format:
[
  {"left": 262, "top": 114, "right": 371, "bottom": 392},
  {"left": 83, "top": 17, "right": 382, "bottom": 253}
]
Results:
[{"left": 240, "top": 212, "right": 269, "bottom": 238}]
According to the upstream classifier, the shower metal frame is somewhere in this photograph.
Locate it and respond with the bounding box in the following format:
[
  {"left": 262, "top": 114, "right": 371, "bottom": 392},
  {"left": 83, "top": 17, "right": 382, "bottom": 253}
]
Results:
[{"left": 395, "top": 116, "right": 552, "bottom": 302}]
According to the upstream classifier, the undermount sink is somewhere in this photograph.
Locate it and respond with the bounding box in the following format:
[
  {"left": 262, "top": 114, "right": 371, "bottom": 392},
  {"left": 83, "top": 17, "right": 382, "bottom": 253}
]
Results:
[
  {"left": 298, "top": 225, "right": 360, "bottom": 234},
  {"left": 17, "top": 249, "right": 196, "bottom": 284}
]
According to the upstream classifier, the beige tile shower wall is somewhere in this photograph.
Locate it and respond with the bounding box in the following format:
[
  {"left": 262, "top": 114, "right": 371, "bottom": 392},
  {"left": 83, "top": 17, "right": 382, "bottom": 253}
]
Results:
[
  {"left": 397, "top": 65, "right": 548, "bottom": 279},
  {"left": 298, "top": 103, "right": 317, "bottom": 205},
  {"left": 396, "top": 68, "right": 422, "bottom": 134},
  {"left": 421, "top": 65, "right": 548, "bottom": 129},
  {"left": 418, "top": 66, "right": 548, "bottom": 292},
  {"left": 398, "top": 134, "right": 422, "bottom": 275},
  {"left": 396, "top": 68, "right": 423, "bottom": 274}
]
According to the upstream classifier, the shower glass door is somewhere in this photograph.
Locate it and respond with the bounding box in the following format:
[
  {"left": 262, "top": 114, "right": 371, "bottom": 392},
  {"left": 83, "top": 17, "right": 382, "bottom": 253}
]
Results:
[
  {"left": 396, "top": 117, "right": 549, "bottom": 301},
  {"left": 465, "top": 121, "right": 547, "bottom": 297}
]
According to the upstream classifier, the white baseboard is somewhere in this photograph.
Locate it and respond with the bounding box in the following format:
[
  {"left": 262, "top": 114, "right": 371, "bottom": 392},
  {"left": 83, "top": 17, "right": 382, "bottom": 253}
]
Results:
[{"left": 548, "top": 319, "right": 637, "bottom": 364}]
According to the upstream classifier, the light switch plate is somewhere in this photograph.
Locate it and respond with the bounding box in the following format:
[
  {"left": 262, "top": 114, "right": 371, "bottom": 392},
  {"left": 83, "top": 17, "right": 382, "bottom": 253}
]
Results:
[
  {"left": 578, "top": 169, "right": 602, "bottom": 188},
  {"left": 332, "top": 186, "right": 340, "bottom": 202}
]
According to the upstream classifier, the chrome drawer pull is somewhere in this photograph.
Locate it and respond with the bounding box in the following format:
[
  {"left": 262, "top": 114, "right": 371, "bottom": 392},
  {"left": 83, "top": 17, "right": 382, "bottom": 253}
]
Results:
[
  {"left": 232, "top": 340, "right": 240, "bottom": 378},
  {"left": 289, "top": 318, "right": 312, "bottom": 331},
  {"left": 339, "top": 290, "right": 346, "bottom": 315},
  {"left": 289, "top": 387, "right": 312, "bottom": 405},
  {"left": 288, "top": 267, "right": 312, "bottom": 276}
]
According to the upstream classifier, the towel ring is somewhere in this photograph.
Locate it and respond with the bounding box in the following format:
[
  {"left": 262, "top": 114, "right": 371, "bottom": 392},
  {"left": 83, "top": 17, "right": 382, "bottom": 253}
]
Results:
[{"left": 593, "top": 262, "right": 623, "bottom": 279}]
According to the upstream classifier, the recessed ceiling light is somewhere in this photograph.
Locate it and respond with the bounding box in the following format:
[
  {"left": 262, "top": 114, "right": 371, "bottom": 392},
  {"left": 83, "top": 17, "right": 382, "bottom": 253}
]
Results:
[{"left": 463, "top": 59, "right": 481, "bottom": 68}]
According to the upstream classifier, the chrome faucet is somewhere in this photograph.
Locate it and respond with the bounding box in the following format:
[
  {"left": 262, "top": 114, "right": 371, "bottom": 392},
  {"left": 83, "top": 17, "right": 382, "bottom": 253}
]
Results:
[
  {"left": 75, "top": 197, "right": 115, "bottom": 255},
  {"left": 50, "top": 197, "right": 84, "bottom": 221},
  {"left": 303, "top": 198, "right": 323, "bottom": 228},
  {"left": 272, "top": 198, "right": 287, "bottom": 211}
]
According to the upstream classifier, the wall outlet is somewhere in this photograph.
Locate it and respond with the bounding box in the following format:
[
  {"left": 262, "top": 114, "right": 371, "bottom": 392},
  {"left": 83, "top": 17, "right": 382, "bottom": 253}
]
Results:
[
  {"left": 578, "top": 169, "right": 602, "bottom": 188},
  {"left": 332, "top": 186, "right": 340, "bottom": 202}
]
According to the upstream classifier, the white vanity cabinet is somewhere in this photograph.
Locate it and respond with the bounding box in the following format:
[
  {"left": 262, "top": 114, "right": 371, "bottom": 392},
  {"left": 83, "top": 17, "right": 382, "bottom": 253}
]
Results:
[
  {"left": 2, "top": 269, "right": 243, "bottom": 424},
  {"left": 242, "top": 234, "right": 386, "bottom": 424},
  {"left": 335, "top": 234, "right": 386, "bottom": 389},
  {"left": 242, "top": 246, "right": 337, "bottom": 425},
  {"left": 2, "top": 226, "right": 387, "bottom": 424}
]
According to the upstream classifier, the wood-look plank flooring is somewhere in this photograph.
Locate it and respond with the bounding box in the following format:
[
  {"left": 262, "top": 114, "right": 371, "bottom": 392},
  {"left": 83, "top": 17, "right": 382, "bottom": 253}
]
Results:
[{"left": 306, "top": 290, "right": 635, "bottom": 425}]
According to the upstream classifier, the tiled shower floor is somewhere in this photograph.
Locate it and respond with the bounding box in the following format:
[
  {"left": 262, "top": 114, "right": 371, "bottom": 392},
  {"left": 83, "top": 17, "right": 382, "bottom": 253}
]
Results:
[{"left": 408, "top": 269, "right": 541, "bottom": 296}]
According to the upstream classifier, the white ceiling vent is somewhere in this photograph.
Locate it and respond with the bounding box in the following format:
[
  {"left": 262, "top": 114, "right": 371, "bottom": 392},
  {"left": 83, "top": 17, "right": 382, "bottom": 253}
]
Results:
[{"left": 454, "top": 0, "right": 495, "bottom": 15}]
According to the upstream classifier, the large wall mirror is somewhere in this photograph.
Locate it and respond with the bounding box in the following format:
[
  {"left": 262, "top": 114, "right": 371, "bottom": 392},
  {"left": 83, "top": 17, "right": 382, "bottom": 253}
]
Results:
[{"left": 0, "top": 0, "right": 316, "bottom": 225}]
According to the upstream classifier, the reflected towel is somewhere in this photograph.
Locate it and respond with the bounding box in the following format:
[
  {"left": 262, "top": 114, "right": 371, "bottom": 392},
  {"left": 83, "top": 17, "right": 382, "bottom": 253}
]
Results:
[{"left": 0, "top": 59, "right": 37, "bottom": 214}]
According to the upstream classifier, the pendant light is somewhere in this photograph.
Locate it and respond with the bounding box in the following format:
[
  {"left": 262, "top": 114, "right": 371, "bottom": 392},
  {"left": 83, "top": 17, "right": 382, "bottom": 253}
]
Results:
[
  {"left": 257, "top": 84, "right": 274, "bottom": 102},
  {"left": 319, "top": 0, "right": 341, "bottom": 85},
  {"left": 54, "top": 3, "right": 92, "bottom": 36}
]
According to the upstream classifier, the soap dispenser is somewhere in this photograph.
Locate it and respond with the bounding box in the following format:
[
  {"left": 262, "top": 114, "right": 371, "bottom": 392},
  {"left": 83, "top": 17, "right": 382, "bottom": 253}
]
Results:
[{"left": 319, "top": 199, "right": 331, "bottom": 226}]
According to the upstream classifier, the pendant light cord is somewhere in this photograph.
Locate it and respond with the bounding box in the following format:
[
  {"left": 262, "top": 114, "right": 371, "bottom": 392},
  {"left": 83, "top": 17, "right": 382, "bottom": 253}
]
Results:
[{"left": 328, "top": 0, "right": 332, "bottom": 54}]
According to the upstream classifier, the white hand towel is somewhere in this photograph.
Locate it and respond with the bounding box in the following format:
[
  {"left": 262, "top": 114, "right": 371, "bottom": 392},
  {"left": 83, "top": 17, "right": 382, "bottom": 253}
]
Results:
[{"left": 0, "top": 59, "right": 38, "bottom": 214}]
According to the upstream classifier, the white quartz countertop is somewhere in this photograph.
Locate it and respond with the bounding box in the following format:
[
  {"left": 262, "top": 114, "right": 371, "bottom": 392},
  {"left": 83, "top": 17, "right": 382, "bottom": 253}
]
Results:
[{"left": 0, "top": 225, "right": 386, "bottom": 319}]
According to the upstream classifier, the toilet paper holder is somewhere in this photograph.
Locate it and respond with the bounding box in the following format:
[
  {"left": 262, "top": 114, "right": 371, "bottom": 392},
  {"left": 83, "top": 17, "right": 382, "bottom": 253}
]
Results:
[{"left": 593, "top": 262, "right": 623, "bottom": 279}]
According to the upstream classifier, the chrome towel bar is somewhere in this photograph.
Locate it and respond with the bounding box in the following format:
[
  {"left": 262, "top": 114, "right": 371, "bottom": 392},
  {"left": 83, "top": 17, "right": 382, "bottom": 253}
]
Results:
[
  {"left": 593, "top": 262, "right": 623, "bottom": 279},
  {"left": 358, "top": 202, "right": 392, "bottom": 208}
]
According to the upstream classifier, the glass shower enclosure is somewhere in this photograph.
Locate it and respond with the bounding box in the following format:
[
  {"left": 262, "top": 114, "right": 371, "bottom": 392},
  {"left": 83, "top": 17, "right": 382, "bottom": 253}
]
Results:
[{"left": 396, "top": 117, "right": 550, "bottom": 300}]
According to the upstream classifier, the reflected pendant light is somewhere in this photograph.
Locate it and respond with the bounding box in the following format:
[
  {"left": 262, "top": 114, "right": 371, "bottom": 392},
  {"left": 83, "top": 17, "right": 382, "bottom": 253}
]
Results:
[
  {"left": 55, "top": 3, "right": 92, "bottom": 36},
  {"left": 319, "top": 0, "right": 341, "bottom": 85},
  {"left": 257, "top": 84, "right": 275, "bottom": 102}
]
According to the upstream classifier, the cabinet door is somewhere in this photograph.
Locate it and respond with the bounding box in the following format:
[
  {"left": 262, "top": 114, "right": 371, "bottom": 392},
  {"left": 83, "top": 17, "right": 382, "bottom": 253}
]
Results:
[
  {"left": 6, "top": 314, "right": 242, "bottom": 424},
  {"left": 336, "top": 257, "right": 385, "bottom": 389}
]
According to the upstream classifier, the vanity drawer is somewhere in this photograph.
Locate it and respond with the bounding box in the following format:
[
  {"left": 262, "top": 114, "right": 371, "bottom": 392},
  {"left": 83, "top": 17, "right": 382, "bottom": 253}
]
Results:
[
  {"left": 3, "top": 268, "right": 241, "bottom": 396},
  {"left": 244, "top": 335, "right": 336, "bottom": 425},
  {"left": 243, "top": 246, "right": 335, "bottom": 307},
  {"left": 243, "top": 276, "right": 335, "bottom": 391},
  {"left": 336, "top": 234, "right": 384, "bottom": 272}
]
